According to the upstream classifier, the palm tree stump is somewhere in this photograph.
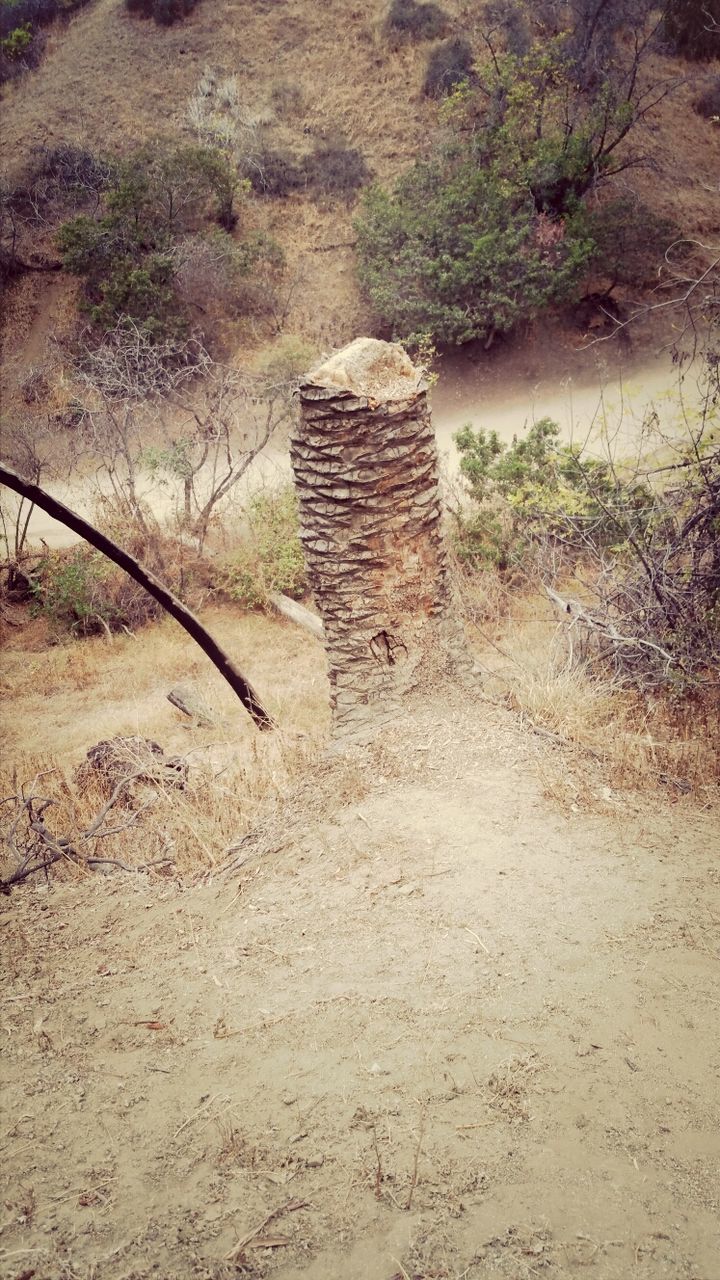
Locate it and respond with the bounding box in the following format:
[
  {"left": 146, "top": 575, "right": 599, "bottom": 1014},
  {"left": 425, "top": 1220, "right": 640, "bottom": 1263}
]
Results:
[{"left": 292, "top": 338, "right": 472, "bottom": 739}]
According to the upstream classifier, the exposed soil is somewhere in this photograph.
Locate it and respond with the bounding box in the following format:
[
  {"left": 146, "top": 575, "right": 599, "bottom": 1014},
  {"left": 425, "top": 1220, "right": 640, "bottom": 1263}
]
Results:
[
  {"left": 2, "top": 6, "right": 719, "bottom": 1276},
  {"left": 2, "top": 689, "right": 718, "bottom": 1280}
]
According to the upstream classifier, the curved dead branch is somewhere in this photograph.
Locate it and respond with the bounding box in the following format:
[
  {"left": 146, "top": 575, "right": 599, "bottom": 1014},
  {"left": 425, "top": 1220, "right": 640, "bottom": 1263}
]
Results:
[{"left": 0, "top": 462, "right": 275, "bottom": 731}]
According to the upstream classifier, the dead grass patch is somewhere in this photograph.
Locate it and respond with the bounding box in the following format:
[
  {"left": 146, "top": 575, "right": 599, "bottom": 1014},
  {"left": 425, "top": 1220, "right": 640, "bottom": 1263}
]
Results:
[
  {"left": 485, "top": 1053, "right": 540, "bottom": 1123},
  {"left": 458, "top": 567, "right": 720, "bottom": 799},
  {"left": 1, "top": 603, "right": 335, "bottom": 882}
]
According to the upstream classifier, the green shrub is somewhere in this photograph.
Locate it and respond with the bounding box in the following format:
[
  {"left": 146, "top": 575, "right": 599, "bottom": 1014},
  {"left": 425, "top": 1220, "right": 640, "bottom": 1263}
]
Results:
[
  {"left": 29, "top": 546, "right": 161, "bottom": 635},
  {"left": 0, "top": 0, "right": 88, "bottom": 36},
  {"left": 423, "top": 37, "right": 474, "bottom": 97},
  {"left": 1, "top": 21, "right": 32, "bottom": 56},
  {"left": 58, "top": 213, "right": 184, "bottom": 340},
  {"left": 386, "top": 0, "right": 448, "bottom": 41},
  {"left": 0, "top": 18, "right": 42, "bottom": 81},
  {"left": 218, "top": 488, "right": 306, "bottom": 609},
  {"left": 452, "top": 417, "right": 648, "bottom": 570},
  {"left": 454, "top": 402, "right": 720, "bottom": 688},
  {"left": 356, "top": 163, "right": 593, "bottom": 346},
  {"left": 57, "top": 144, "right": 249, "bottom": 342}
]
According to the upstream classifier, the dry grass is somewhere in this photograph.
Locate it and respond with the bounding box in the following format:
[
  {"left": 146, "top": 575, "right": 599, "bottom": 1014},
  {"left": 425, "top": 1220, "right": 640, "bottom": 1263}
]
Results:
[
  {"left": 2, "top": 560, "right": 717, "bottom": 889},
  {"left": 0, "top": 603, "right": 335, "bottom": 880},
  {"left": 1, "top": 604, "right": 329, "bottom": 753},
  {"left": 0, "top": 732, "right": 327, "bottom": 882},
  {"left": 458, "top": 566, "right": 720, "bottom": 799}
]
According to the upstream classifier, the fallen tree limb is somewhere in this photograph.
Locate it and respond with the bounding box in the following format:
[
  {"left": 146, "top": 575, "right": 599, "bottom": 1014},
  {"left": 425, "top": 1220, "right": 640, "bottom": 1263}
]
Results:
[
  {"left": 268, "top": 592, "right": 324, "bottom": 639},
  {"left": 0, "top": 462, "right": 275, "bottom": 730},
  {"left": 1, "top": 773, "right": 172, "bottom": 892},
  {"left": 544, "top": 584, "right": 675, "bottom": 668}
]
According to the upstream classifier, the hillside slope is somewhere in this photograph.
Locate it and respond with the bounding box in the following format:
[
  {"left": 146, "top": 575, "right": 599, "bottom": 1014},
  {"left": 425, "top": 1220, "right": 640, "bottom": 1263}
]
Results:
[{"left": 2, "top": 0, "right": 718, "bottom": 368}]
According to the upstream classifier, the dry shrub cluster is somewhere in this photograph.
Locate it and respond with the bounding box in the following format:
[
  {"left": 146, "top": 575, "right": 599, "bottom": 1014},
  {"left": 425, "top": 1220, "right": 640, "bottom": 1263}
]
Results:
[
  {"left": 0, "top": 602, "right": 333, "bottom": 884},
  {"left": 125, "top": 0, "right": 200, "bottom": 25},
  {"left": 0, "top": 738, "right": 312, "bottom": 888},
  {"left": 455, "top": 562, "right": 720, "bottom": 796},
  {"left": 385, "top": 0, "right": 448, "bottom": 43}
]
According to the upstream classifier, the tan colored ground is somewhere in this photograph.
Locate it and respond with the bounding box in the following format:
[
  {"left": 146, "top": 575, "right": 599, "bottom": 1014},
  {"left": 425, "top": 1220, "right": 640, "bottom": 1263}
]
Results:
[
  {"left": 1, "top": 607, "right": 719, "bottom": 1280},
  {"left": 1, "top": 7, "right": 719, "bottom": 1275}
]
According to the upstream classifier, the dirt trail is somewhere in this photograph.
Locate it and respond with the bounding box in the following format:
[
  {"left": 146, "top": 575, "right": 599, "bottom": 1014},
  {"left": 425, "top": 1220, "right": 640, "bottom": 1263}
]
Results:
[
  {"left": 1, "top": 690, "right": 718, "bottom": 1280},
  {"left": 12, "top": 349, "right": 695, "bottom": 550}
]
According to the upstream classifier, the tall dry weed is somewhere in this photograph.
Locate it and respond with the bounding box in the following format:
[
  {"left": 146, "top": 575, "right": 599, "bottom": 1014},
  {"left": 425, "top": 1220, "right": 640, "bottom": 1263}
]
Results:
[{"left": 456, "top": 561, "right": 720, "bottom": 796}]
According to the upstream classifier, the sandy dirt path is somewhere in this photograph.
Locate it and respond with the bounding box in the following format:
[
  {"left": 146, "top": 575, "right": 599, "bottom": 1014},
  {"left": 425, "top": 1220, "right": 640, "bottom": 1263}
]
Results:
[
  {"left": 1, "top": 690, "right": 718, "bottom": 1280},
  {"left": 9, "top": 351, "right": 695, "bottom": 550}
]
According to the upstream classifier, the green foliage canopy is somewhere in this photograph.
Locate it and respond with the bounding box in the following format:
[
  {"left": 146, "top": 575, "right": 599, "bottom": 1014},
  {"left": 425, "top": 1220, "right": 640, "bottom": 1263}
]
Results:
[
  {"left": 357, "top": 157, "right": 594, "bottom": 347},
  {"left": 57, "top": 145, "right": 250, "bottom": 341},
  {"left": 357, "top": 30, "right": 675, "bottom": 346}
]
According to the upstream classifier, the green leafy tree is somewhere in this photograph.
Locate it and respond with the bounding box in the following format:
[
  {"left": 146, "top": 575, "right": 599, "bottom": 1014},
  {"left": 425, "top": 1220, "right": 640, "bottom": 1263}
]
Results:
[
  {"left": 57, "top": 145, "right": 247, "bottom": 342},
  {"left": 357, "top": 159, "right": 593, "bottom": 346},
  {"left": 357, "top": 23, "right": 677, "bottom": 346}
]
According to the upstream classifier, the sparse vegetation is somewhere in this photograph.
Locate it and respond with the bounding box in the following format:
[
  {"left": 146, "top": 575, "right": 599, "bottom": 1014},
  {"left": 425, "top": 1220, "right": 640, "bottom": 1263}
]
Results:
[
  {"left": 28, "top": 542, "right": 163, "bottom": 635},
  {"left": 453, "top": 362, "right": 720, "bottom": 691},
  {"left": 50, "top": 143, "right": 281, "bottom": 376},
  {"left": 694, "top": 75, "right": 720, "bottom": 120},
  {"left": 0, "top": 0, "right": 91, "bottom": 83},
  {"left": 423, "top": 36, "right": 474, "bottom": 97},
  {"left": 662, "top": 0, "right": 720, "bottom": 61},
  {"left": 218, "top": 487, "right": 307, "bottom": 609},
  {"left": 125, "top": 0, "right": 201, "bottom": 26},
  {"left": 1, "top": 8, "right": 720, "bottom": 1277},
  {"left": 270, "top": 77, "right": 304, "bottom": 118},
  {"left": 386, "top": 0, "right": 448, "bottom": 42}
]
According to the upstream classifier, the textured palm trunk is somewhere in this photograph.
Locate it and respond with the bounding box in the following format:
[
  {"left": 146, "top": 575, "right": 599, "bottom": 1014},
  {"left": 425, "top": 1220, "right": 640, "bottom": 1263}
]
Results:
[{"left": 292, "top": 338, "right": 471, "bottom": 739}]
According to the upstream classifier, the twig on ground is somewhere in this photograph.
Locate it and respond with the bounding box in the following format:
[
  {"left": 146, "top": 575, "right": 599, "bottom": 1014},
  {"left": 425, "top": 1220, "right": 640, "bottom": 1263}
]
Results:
[
  {"left": 1, "top": 771, "right": 173, "bottom": 891},
  {"left": 224, "top": 1198, "right": 309, "bottom": 1261},
  {"left": 173, "top": 1093, "right": 226, "bottom": 1140},
  {"left": 405, "top": 1105, "right": 427, "bottom": 1211},
  {"left": 464, "top": 927, "right": 490, "bottom": 954},
  {"left": 371, "top": 1126, "right": 384, "bottom": 1200}
]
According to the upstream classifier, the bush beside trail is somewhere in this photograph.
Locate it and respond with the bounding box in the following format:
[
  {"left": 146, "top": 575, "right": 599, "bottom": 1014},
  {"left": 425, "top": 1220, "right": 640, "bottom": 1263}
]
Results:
[{"left": 452, "top": 378, "right": 720, "bottom": 691}]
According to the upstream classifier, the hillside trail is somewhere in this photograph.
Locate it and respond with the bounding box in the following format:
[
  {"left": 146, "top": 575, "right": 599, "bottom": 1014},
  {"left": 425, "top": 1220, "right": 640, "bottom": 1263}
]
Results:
[{"left": 2, "top": 686, "right": 719, "bottom": 1280}]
